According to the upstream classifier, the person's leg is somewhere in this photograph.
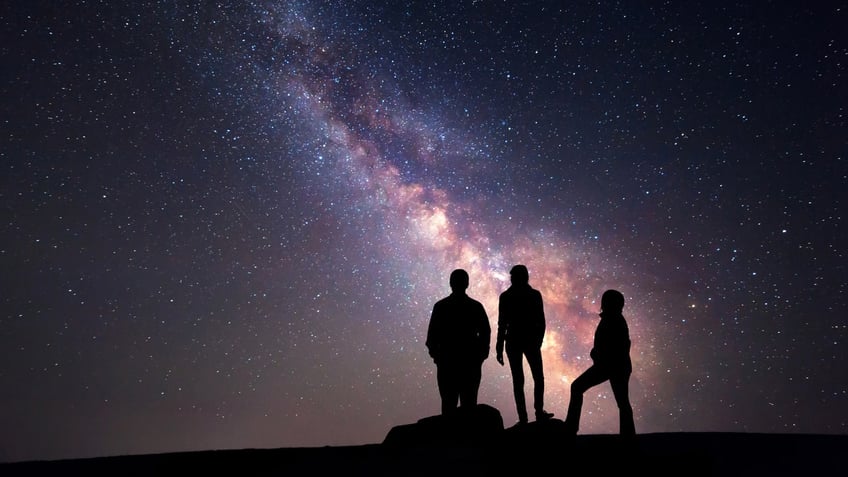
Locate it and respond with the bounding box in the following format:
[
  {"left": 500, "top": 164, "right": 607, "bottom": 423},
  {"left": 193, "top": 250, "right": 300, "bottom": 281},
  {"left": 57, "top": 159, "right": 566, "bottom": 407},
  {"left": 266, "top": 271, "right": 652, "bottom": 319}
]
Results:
[
  {"left": 459, "top": 361, "right": 482, "bottom": 408},
  {"left": 610, "top": 372, "right": 635, "bottom": 436},
  {"left": 524, "top": 346, "right": 548, "bottom": 417},
  {"left": 437, "top": 364, "right": 459, "bottom": 415},
  {"left": 564, "top": 365, "right": 607, "bottom": 434},
  {"left": 506, "top": 346, "right": 528, "bottom": 423}
]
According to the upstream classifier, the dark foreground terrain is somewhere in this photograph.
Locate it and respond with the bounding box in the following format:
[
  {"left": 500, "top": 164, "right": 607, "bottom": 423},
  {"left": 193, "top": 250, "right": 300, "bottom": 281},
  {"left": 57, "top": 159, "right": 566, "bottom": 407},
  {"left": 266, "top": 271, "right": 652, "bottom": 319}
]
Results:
[{"left": 3, "top": 415, "right": 846, "bottom": 476}]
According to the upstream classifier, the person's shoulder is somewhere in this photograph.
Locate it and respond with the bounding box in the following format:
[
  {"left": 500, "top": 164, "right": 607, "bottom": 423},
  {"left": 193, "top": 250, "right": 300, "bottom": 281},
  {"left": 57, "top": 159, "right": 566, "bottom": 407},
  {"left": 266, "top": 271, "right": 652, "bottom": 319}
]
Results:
[{"left": 607, "top": 313, "right": 627, "bottom": 324}]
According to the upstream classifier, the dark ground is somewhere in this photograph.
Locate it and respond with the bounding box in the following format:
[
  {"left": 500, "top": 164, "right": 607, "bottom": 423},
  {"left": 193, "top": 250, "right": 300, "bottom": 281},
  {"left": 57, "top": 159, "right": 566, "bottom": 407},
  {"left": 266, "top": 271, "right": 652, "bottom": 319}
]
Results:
[{"left": 2, "top": 429, "right": 846, "bottom": 476}]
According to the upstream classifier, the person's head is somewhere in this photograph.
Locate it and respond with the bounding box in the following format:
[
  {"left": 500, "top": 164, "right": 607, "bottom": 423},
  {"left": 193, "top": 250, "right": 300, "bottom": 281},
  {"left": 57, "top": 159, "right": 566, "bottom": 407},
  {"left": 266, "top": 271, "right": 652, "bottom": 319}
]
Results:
[
  {"left": 601, "top": 289, "right": 625, "bottom": 314},
  {"left": 449, "top": 269, "right": 469, "bottom": 293},
  {"left": 509, "top": 264, "right": 529, "bottom": 285}
]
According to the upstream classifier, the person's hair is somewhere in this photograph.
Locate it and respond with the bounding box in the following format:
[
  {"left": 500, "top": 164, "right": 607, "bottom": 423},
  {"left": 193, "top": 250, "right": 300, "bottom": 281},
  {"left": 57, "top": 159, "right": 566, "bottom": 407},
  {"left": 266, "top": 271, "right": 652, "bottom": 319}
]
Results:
[
  {"left": 601, "top": 289, "right": 625, "bottom": 313},
  {"left": 509, "top": 264, "right": 529, "bottom": 284},
  {"left": 449, "top": 269, "right": 469, "bottom": 291}
]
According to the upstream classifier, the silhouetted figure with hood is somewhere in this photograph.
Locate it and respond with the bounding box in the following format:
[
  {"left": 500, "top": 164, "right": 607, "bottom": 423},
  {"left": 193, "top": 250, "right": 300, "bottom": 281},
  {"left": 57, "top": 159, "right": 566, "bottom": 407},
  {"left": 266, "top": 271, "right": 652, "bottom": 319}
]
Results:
[
  {"left": 563, "top": 289, "right": 635, "bottom": 436},
  {"left": 496, "top": 264, "right": 554, "bottom": 424},
  {"left": 426, "top": 269, "right": 492, "bottom": 415}
]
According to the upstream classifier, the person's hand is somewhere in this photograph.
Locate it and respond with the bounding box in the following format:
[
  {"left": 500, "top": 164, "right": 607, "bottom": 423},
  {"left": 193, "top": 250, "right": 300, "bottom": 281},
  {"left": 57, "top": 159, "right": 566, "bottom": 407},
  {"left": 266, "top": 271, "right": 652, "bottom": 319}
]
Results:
[{"left": 496, "top": 352, "right": 504, "bottom": 366}]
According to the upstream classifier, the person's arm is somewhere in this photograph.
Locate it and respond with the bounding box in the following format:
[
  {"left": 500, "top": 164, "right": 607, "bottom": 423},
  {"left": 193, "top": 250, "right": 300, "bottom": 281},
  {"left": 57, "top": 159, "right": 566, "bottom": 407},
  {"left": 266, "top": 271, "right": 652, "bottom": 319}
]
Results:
[
  {"left": 590, "top": 319, "right": 610, "bottom": 364},
  {"left": 535, "top": 290, "right": 546, "bottom": 348},
  {"left": 617, "top": 319, "right": 632, "bottom": 357},
  {"left": 426, "top": 304, "right": 441, "bottom": 362},
  {"left": 495, "top": 295, "right": 506, "bottom": 365},
  {"left": 478, "top": 303, "right": 491, "bottom": 361}
]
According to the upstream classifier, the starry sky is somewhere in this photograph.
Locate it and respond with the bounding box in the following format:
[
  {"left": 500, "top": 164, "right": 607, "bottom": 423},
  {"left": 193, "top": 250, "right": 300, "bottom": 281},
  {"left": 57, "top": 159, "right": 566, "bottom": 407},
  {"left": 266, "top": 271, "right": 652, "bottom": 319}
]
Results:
[{"left": 2, "top": 0, "right": 846, "bottom": 463}]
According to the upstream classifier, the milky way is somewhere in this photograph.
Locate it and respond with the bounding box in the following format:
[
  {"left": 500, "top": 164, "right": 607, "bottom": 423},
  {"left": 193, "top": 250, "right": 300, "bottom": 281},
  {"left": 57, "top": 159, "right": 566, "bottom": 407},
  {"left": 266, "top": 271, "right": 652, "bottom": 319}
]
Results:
[{"left": 1, "top": 1, "right": 846, "bottom": 463}]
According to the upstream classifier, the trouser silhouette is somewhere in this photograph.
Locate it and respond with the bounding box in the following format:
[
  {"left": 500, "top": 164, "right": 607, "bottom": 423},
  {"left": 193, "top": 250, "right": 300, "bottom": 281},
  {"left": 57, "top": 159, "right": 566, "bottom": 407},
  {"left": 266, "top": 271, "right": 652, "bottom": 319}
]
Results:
[
  {"left": 564, "top": 364, "right": 635, "bottom": 435},
  {"left": 436, "top": 361, "right": 482, "bottom": 414},
  {"left": 506, "top": 343, "right": 545, "bottom": 422}
]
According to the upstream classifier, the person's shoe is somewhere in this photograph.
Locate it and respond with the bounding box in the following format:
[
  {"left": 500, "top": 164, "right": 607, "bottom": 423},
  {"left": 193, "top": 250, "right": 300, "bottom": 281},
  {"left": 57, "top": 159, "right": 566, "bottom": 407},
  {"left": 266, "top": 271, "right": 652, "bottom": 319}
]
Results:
[{"left": 535, "top": 410, "right": 554, "bottom": 421}]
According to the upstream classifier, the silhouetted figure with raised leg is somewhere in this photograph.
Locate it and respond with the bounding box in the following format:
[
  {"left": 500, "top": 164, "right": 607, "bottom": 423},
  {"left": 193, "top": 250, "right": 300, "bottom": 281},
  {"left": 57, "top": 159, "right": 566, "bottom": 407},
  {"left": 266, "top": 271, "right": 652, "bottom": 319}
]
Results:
[
  {"left": 563, "top": 289, "right": 635, "bottom": 437},
  {"left": 426, "top": 268, "right": 492, "bottom": 415},
  {"left": 496, "top": 264, "right": 554, "bottom": 425}
]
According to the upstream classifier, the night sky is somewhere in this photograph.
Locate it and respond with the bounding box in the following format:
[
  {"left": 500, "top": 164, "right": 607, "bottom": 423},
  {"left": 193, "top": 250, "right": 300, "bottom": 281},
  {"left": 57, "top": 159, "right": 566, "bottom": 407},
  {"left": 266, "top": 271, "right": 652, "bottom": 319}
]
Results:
[{"left": 2, "top": 0, "right": 846, "bottom": 463}]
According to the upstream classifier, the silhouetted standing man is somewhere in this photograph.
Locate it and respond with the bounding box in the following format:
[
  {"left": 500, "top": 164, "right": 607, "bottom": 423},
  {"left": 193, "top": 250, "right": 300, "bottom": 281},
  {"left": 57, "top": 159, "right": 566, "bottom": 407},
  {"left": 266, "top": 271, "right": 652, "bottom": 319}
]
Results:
[
  {"left": 426, "top": 269, "right": 492, "bottom": 415},
  {"left": 496, "top": 264, "right": 553, "bottom": 424},
  {"left": 563, "top": 289, "right": 635, "bottom": 436}
]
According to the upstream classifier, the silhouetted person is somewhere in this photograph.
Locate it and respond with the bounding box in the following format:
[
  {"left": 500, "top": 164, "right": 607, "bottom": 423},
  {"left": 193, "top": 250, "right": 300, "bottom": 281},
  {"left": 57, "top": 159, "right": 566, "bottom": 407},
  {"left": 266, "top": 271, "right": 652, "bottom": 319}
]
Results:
[
  {"left": 563, "top": 289, "right": 635, "bottom": 436},
  {"left": 496, "top": 264, "right": 554, "bottom": 424},
  {"left": 426, "top": 269, "right": 492, "bottom": 415}
]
